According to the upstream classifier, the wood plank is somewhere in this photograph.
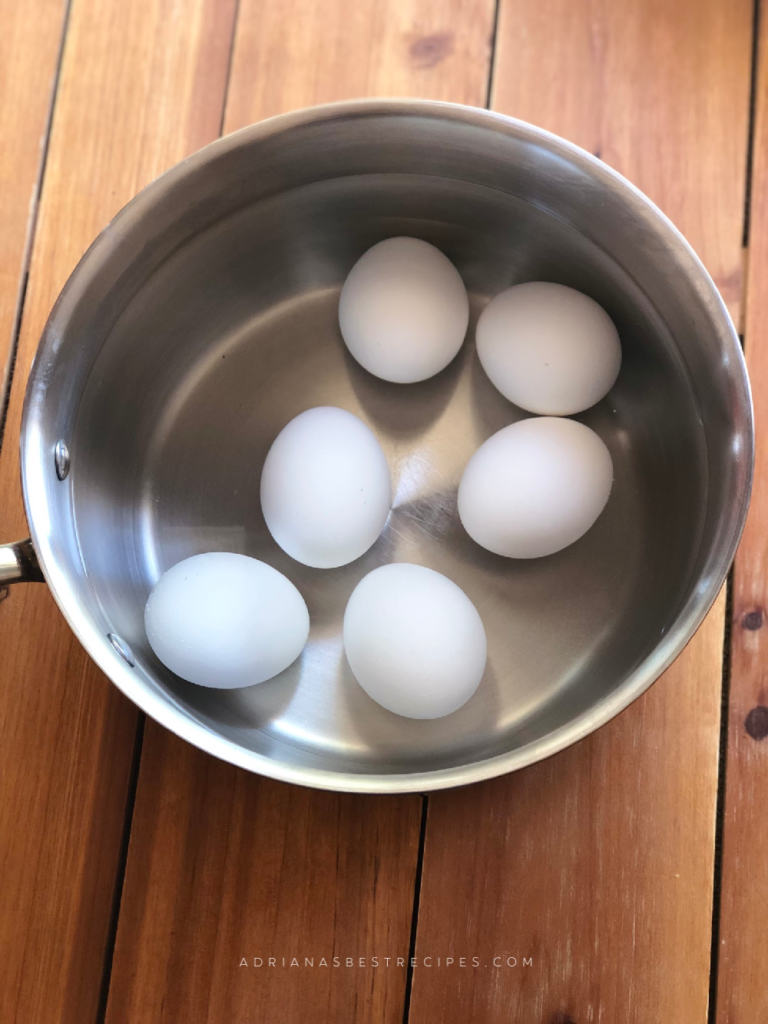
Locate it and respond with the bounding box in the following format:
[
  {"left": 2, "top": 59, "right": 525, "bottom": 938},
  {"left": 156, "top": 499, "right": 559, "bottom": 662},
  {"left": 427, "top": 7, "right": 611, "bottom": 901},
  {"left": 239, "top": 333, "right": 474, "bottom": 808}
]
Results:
[
  {"left": 224, "top": 0, "right": 493, "bottom": 128},
  {"left": 0, "top": 2, "right": 237, "bottom": 1022},
  {"left": 105, "top": 723, "right": 423, "bottom": 1023},
  {"left": 0, "top": 0, "right": 66, "bottom": 417},
  {"left": 103, "top": 2, "right": 494, "bottom": 1021},
  {"left": 408, "top": 2, "right": 753, "bottom": 1022},
  {"left": 716, "top": 4, "right": 768, "bottom": 1019}
]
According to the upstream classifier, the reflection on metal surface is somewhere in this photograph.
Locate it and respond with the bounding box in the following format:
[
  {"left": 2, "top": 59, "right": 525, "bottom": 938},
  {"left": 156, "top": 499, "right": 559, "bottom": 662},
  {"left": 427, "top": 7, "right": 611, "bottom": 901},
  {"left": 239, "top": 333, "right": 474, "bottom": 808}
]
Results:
[
  {"left": 0, "top": 539, "right": 44, "bottom": 585},
  {"left": 108, "top": 632, "right": 135, "bottom": 667},
  {"left": 54, "top": 440, "right": 70, "bottom": 480}
]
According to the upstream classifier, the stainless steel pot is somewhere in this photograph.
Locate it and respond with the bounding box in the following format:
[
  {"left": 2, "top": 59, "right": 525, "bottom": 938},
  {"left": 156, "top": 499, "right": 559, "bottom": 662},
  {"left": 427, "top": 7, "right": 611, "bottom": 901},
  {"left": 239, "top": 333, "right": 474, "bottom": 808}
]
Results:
[{"left": 2, "top": 100, "right": 753, "bottom": 792}]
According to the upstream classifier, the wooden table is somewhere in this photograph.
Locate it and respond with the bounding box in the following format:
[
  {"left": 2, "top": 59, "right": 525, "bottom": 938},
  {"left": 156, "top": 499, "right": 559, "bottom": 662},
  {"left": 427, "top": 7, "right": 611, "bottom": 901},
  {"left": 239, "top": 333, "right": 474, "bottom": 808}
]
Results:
[{"left": 1, "top": 1, "right": 766, "bottom": 1020}]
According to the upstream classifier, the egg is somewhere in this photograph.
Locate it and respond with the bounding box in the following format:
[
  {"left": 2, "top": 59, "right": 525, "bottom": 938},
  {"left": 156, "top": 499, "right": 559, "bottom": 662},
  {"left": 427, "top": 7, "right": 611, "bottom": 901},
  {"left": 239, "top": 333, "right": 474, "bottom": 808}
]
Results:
[
  {"left": 476, "top": 282, "right": 621, "bottom": 415},
  {"left": 343, "top": 563, "right": 487, "bottom": 719},
  {"left": 338, "top": 237, "right": 470, "bottom": 383},
  {"left": 458, "top": 417, "right": 613, "bottom": 559},
  {"left": 145, "top": 552, "right": 309, "bottom": 688},
  {"left": 261, "top": 406, "right": 392, "bottom": 568}
]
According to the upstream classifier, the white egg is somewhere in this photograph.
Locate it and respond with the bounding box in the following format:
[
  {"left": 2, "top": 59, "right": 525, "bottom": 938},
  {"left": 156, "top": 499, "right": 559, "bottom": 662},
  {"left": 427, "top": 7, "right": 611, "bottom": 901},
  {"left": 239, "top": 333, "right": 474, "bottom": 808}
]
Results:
[
  {"left": 458, "top": 417, "right": 613, "bottom": 559},
  {"left": 338, "top": 237, "right": 470, "bottom": 383},
  {"left": 343, "top": 563, "right": 487, "bottom": 719},
  {"left": 261, "top": 406, "right": 391, "bottom": 568},
  {"left": 145, "top": 552, "right": 309, "bottom": 688},
  {"left": 476, "top": 282, "right": 621, "bottom": 415}
]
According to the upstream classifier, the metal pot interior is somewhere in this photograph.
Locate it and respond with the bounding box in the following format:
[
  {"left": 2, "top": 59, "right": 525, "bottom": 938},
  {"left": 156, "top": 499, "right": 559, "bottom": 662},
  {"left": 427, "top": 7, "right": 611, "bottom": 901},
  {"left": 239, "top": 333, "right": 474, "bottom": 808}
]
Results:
[{"left": 22, "top": 104, "right": 751, "bottom": 788}]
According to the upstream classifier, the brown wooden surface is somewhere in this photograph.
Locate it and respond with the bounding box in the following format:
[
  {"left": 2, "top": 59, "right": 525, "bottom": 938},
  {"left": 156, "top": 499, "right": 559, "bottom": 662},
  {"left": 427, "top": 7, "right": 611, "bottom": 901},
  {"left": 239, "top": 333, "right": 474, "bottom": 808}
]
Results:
[
  {"left": 408, "top": 2, "right": 753, "bottom": 1022},
  {"left": 0, "top": 0, "right": 766, "bottom": 1021},
  {"left": 105, "top": 723, "right": 422, "bottom": 1023},
  {"left": 0, "top": 1, "right": 237, "bottom": 1021},
  {"left": 102, "top": 2, "right": 494, "bottom": 1021},
  {"left": 0, "top": 0, "right": 66, "bottom": 410},
  {"left": 717, "top": 5, "right": 768, "bottom": 1021},
  {"left": 224, "top": 0, "right": 493, "bottom": 128}
]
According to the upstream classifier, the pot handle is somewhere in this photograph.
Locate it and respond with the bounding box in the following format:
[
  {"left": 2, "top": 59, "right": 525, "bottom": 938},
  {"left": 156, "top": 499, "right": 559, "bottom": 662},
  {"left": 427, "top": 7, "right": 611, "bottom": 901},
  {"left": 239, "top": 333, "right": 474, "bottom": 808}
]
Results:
[{"left": 0, "top": 539, "right": 44, "bottom": 585}]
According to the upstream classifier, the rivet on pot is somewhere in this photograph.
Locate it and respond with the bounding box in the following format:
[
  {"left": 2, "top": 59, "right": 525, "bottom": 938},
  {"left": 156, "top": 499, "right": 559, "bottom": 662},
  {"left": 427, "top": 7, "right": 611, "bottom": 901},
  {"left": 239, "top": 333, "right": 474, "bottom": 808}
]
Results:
[
  {"left": 54, "top": 440, "right": 70, "bottom": 480},
  {"left": 108, "top": 632, "right": 135, "bottom": 667}
]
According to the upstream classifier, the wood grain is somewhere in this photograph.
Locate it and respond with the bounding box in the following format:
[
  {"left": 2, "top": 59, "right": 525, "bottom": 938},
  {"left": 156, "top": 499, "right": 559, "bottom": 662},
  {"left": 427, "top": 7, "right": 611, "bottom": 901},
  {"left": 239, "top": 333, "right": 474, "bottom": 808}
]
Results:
[
  {"left": 408, "top": 2, "right": 753, "bottom": 1022},
  {"left": 103, "top": 2, "right": 494, "bottom": 1021},
  {"left": 224, "top": 0, "right": 493, "bottom": 129},
  {"left": 0, "top": 1, "right": 237, "bottom": 1022},
  {"left": 0, "top": 0, "right": 66, "bottom": 416},
  {"left": 716, "top": 4, "right": 768, "bottom": 1020}
]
